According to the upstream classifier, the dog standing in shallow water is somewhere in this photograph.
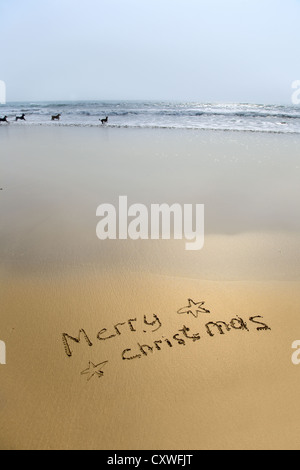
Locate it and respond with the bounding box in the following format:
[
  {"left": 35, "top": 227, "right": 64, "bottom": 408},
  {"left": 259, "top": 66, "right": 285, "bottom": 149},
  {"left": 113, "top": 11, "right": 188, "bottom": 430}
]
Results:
[
  {"left": 51, "top": 114, "right": 61, "bottom": 121},
  {"left": 100, "top": 116, "right": 108, "bottom": 125},
  {"left": 0, "top": 116, "right": 8, "bottom": 123},
  {"left": 16, "top": 114, "right": 26, "bottom": 121}
]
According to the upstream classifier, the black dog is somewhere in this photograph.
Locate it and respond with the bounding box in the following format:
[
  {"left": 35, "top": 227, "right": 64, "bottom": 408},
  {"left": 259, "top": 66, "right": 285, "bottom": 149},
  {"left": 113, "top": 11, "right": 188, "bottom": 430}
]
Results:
[
  {"left": 100, "top": 116, "right": 108, "bottom": 125},
  {"left": 51, "top": 114, "right": 61, "bottom": 121},
  {"left": 16, "top": 114, "right": 26, "bottom": 121},
  {"left": 0, "top": 116, "right": 8, "bottom": 123}
]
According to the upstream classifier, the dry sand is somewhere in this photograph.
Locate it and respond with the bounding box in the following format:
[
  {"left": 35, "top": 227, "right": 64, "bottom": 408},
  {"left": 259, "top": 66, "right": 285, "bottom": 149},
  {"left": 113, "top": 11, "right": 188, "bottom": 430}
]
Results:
[{"left": 0, "top": 126, "right": 300, "bottom": 450}]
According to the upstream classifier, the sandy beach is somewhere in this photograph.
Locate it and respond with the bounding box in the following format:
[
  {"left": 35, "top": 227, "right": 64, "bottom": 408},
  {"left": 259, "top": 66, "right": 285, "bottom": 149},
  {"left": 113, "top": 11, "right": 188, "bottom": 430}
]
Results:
[{"left": 0, "top": 125, "right": 300, "bottom": 450}]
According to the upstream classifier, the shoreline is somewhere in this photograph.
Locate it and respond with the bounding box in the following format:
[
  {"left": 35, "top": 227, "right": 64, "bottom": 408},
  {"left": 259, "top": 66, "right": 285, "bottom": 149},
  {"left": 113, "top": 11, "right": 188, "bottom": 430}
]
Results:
[{"left": 1, "top": 121, "right": 300, "bottom": 135}]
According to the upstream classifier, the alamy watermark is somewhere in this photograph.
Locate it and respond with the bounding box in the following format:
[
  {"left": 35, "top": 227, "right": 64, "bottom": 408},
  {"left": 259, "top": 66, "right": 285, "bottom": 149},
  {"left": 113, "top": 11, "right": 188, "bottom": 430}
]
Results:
[
  {"left": 96, "top": 196, "right": 205, "bottom": 251},
  {"left": 0, "top": 80, "right": 6, "bottom": 105},
  {"left": 292, "top": 340, "right": 300, "bottom": 366},
  {"left": 291, "top": 80, "right": 300, "bottom": 105},
  {"left": 0, "top": 340, "right": 6, "bottom": 365}
]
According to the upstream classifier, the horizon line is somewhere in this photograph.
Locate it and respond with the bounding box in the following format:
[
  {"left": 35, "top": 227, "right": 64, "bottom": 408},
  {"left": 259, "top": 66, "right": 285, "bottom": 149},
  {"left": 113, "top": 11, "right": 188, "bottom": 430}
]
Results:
[{"left": 1, "top": 99, "right": 295, "bottom": 107}]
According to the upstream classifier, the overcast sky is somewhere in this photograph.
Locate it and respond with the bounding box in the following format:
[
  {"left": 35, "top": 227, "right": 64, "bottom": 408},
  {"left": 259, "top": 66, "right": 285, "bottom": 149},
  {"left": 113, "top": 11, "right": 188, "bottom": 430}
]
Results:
[{"left": 0, "top": 0, "right": 300, "bottom": 103}]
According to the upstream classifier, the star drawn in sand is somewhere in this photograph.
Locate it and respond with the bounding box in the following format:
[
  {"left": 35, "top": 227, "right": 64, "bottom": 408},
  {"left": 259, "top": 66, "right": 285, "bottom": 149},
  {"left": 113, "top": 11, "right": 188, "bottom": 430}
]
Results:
[
  {"left": 81, "top": 361, "right": 109, "bottom": 382},
  {"left": 177, "top": 299, "right": 210, "bottom": 318}
]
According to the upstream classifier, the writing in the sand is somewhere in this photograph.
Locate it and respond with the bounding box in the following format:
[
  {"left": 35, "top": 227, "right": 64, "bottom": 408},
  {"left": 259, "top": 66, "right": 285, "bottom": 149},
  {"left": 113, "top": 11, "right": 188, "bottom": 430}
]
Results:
[
  {"left": 121, "top": 315, "right": 271, "bottom": 361},
  {"left": 62, "top": 314, "right": 162, "bottom": 358},
  {"left": 61, "top": 300, "right": 272, "bottom": 381}
]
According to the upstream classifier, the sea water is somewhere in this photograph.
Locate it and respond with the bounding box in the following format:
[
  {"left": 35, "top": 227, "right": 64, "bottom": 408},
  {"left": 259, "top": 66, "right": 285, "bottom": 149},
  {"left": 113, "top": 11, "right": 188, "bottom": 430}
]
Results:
[{"left": 0, "top": 101, "right": 300, "bottom": 134}]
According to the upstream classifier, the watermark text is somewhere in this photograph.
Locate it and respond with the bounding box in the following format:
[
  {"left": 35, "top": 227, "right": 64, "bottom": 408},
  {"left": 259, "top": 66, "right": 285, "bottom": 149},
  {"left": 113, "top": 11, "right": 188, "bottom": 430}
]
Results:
[
  {"left": 292, "top": 340, "right": 300, "bottom": 365},
  {"left": 0, "top": 340, "right": 6, "bottom": 365},
  {"left": 0, "top": 80, "right": 6, "bottom": 105},
  {"left": 107, "top": 454, "right": 193, "bottom": 467},
  {"left": 292, "top": 80, "right": 300, "bottom": 105},
  {"left": 96, "top": 197, "right": 205, "bottom": 251}
]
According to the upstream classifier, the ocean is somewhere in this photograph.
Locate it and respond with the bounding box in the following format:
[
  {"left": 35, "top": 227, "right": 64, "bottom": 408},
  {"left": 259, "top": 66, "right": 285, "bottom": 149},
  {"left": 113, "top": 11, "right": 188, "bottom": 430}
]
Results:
[{"left": 0, "top": 101, "right": 300, "bottom": 134}]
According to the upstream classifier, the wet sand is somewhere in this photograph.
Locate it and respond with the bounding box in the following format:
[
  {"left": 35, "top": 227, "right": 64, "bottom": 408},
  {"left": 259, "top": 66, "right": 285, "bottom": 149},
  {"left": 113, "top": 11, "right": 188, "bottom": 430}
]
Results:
[{"left": 0, "top": 126, "right": 300, "bottom": 449}]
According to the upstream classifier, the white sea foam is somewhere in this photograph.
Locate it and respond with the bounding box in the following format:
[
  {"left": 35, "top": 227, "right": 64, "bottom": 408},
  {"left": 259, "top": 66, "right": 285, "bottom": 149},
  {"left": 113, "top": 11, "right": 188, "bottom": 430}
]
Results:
[{"left": 0, "top": 101, "right": 300, "bottom": 134}]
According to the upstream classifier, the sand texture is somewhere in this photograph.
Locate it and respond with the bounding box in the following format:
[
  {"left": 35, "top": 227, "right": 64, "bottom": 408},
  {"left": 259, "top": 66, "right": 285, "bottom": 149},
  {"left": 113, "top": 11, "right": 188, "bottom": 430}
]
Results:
[{"left": 0, "top": 126, "right": 300, "bottom": 450}]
